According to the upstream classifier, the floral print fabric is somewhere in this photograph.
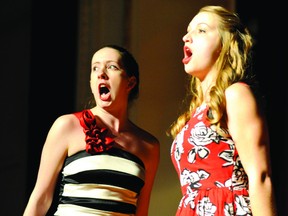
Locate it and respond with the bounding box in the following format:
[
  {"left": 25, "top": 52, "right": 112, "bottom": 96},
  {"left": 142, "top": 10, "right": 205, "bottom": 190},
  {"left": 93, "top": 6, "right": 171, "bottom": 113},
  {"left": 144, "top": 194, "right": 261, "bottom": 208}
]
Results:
[{"left": 171, "top": 104, "right": 252, "bottom": 216}]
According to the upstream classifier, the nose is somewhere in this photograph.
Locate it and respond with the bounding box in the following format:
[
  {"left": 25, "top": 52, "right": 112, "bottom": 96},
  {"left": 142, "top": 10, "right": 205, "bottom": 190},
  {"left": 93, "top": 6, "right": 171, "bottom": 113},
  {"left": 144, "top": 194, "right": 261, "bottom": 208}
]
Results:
[
  {"left": 97, "top": 69, "right": 108, "bottom": 79},
  {"left": 182, "top": 32, "right": 190, "bottom": 43}
]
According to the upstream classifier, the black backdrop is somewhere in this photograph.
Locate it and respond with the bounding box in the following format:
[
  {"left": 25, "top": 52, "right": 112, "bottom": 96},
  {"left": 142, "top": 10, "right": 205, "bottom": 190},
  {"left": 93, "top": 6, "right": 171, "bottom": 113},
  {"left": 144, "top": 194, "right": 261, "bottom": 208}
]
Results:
[
  {"left": 237, "top": 1, "right": 287, "bottom": 215},
  {"left": 26, "top": 0, "right": 79, "bottom": 215}
]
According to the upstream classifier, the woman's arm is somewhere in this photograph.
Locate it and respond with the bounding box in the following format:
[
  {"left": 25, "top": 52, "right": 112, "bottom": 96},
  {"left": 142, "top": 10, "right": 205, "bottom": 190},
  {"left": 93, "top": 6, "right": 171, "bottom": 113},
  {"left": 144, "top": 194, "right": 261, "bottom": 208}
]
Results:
[
  {"left": 135, "top": 137, "right": 160, "bottom": 216},
  {"left": 23, "top": 115, "right": 72, "bottom": 216},
  {"left": 225, "top": 83, "right": 277, "bottom": 216}
]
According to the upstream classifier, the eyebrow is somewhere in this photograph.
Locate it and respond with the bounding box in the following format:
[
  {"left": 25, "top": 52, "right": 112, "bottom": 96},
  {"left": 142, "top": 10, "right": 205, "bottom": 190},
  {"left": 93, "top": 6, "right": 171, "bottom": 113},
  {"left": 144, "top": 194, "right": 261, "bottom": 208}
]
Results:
[
  {"left": 198, "top": 22, "right": 211, "bottom": 27},
  {"left": 190, "top": 22, "right": 213, "bottom": 32},
  {"left": 92, "top": 60, "right": 119, "bottom": 65}
]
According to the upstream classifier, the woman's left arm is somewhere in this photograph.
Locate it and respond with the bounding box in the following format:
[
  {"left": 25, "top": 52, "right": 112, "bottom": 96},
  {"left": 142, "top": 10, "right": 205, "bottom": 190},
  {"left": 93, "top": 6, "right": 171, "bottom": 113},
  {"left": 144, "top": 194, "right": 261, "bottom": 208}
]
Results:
[
  {"left": 135, "top": 137, "right": 160, "bottom": 216},
  {"left": 225, "top": 83, "right": 277, "bottom": 216}
]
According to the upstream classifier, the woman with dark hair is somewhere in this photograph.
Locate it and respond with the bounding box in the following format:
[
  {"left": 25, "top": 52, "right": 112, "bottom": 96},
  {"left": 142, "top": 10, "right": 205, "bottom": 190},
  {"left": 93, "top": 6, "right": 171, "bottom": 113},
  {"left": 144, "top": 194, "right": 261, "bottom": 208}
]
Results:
[{"left": 24, "top": 45, "right": 160, "bottom": 216}]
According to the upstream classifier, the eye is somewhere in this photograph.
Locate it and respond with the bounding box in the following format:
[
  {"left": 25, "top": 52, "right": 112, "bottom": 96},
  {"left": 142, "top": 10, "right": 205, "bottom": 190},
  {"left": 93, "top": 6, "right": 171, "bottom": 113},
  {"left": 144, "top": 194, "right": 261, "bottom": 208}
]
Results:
[
  {"left": 198, "top": 28, "right": 206, "bottom": 33},
  {"left": 107, "top": 64, "right": 120, "bottom": 71},
  {"left": 92, "top": 66, "right": 99, "bottom": 72}
]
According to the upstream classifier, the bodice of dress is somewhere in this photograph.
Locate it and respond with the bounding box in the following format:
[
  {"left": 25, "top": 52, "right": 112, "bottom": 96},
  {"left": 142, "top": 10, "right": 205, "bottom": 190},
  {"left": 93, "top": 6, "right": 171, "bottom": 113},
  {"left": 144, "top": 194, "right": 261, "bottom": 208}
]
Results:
[
  {"left": 54, "top": 110, "right": 145, "bottom": 216},
  {"left": 170, "top": 104, "right": 252, "bottom": 216}
]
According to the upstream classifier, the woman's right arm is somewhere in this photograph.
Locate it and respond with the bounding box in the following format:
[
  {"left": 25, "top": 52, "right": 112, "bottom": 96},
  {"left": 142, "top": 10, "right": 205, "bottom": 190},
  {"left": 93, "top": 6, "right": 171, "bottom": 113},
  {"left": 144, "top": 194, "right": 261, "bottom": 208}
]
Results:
[{"left": 23, "top": 115, "right": 73, "bottom": 216}]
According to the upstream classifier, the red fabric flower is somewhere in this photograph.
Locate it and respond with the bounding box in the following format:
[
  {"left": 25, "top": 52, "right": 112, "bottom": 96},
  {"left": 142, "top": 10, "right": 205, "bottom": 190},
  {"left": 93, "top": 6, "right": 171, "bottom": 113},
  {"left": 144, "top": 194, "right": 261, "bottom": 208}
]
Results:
[{"left": 79, "top": 109, "right": 114, "bottom": 154}]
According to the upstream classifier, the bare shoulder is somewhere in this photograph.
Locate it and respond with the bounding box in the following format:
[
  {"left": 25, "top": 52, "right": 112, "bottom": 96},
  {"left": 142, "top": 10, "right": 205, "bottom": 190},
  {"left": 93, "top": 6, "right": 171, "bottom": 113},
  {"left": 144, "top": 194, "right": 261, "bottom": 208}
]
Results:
[
  {"left": 225, "top": 82, "right": 259, "bottom": 110},
  {"left": 45, "top": 112, "right": 84, "bottom": 155},
  {"left": 130, "top": 122, "right": 160, "bottom": 145},
  {"left": 52, "top": 113, "right": 79, "bottom": 130},
  {"left": 48, "top": 113, "right": 81, "bottom": 138},
  {"left": 225, "top": 82, "right": 254, "bottom": 102},
  {"left": 225, "top": 82, "right": 263, "bottom": 123},
  {"left": 127, "top": 121, "right": 160, "bottom": 160},
  {"left": 128, "top": 122, "right": 160, "bottom": 170}
]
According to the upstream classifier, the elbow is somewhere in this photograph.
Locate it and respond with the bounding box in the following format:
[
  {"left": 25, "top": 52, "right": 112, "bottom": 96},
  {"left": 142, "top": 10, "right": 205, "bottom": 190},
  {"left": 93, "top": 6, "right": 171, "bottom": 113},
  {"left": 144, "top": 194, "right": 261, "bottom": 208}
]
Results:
[{"left": 248, "top": 168, "right": 273, "bottom": 187}]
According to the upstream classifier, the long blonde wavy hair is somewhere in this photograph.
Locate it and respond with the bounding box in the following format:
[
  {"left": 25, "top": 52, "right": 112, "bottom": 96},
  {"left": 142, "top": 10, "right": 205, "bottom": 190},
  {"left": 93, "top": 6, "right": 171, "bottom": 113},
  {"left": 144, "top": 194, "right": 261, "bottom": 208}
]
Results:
[{"left": 167, "top": 5, "right": 254, "bottom": 139}]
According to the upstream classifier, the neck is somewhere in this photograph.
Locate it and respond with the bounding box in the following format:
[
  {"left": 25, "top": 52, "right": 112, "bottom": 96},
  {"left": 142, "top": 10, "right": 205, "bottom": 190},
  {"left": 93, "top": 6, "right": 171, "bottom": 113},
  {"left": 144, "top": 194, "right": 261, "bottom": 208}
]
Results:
[{"left": 91, "top": 106, "right": 130, "bottom": 133}]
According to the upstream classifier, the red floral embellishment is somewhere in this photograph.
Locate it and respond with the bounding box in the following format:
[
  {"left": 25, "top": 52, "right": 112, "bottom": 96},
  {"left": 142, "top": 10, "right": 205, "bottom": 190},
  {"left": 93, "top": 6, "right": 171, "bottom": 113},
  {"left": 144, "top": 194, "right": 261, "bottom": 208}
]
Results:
[{"left": 79, "top": 109, "right": 114, "bottom": 154}]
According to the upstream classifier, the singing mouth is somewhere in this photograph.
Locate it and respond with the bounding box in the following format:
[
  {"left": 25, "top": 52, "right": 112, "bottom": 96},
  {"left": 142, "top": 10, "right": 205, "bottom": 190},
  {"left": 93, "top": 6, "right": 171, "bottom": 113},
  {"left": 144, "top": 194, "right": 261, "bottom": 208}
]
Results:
[
  {"left": 182, "top": 46, "right": 192, "bottom": 64},
  {"left": 98, "top": 83, "right": 111, "bottom": 101}
]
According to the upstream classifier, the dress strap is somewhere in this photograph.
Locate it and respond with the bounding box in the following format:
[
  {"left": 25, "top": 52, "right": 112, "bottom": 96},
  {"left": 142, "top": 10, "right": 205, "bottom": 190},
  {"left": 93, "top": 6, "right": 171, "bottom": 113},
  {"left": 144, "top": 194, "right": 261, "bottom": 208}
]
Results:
[{"left": 73, "top": 110, "right": 83, "bottom": 120}]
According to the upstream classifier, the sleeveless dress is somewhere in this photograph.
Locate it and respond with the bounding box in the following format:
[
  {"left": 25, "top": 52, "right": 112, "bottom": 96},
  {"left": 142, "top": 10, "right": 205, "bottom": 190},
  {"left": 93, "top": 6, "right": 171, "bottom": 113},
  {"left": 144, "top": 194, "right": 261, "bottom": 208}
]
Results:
[
  {"left": 54, "top": 110, "right": 145, "bottom": 216},
  {"left": 170, "top": 104, "right": 252, "bottom": 216}
]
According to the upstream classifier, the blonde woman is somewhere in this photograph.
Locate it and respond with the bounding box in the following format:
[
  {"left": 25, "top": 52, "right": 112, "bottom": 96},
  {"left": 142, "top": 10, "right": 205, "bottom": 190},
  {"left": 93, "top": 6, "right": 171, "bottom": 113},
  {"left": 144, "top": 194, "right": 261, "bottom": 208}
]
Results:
[{"left": 167, "top": 6, "right": 277, "bottom": 216}]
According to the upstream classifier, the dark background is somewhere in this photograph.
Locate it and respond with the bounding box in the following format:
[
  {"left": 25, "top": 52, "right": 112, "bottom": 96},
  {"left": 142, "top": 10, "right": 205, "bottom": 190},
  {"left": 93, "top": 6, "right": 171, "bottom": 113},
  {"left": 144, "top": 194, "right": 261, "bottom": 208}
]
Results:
[{"left": 0, "top": 0, "right": 286, "bottom": 215}]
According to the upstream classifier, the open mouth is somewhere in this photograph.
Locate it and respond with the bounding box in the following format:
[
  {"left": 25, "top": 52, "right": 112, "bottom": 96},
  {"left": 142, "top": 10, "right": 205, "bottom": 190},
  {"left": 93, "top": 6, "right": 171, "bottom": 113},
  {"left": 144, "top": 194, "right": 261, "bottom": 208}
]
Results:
[
  {"left": 99, "top": 84, "right": 111, "bottom": 101},
  {"left": 182, "top": 46, "right": 192, "bottom": 64}
]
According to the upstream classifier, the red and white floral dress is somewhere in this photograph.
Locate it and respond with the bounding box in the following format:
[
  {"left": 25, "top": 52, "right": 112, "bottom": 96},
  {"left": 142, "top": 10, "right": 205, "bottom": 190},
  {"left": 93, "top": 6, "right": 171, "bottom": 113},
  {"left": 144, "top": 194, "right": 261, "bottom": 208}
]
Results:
[{"left": 171, "top": 104, "right": 252, "bottom": 216}]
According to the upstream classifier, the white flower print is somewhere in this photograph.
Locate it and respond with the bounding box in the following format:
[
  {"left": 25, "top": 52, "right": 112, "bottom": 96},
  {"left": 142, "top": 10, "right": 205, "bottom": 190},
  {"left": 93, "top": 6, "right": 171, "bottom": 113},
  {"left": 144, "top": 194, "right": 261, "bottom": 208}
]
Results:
[
  {"left": 172, "top": 124, "right": 188, "bottom": 171},
  {"left": 188, "top": 122, "right": 220, "bottom": 146},
  {"left": 180, "top": 168, "right": 210, "bottom": 209},
  {"left": 193, "top": 104, "right": 207, "bottom": 118},
  {"left": 180, "top": 168, "right": 210, "bottom": 188},
  {"left": 232, "top": 157, "right": 249, "bottom": 190},
  {"left": 196, "top": 197, "right": 217, "bottom": 216},
  {"left": 214, "top": 179, "right": 232, "bottom": 188},
  {"left": 218, "top": 136, "right": 235, "bottom": 166},
  {"left": 187, "top": 145, "right": 210, "bottom": 163},
  {"left": 183, "top": 190, "right": 198, "bottom": 209},
  {"left": 218, "top": 149, "right": 234, "bottom": 166},
  {"left": 224, "top": 203, "right": 234, "bottom": 216},
  {"left": 235, "top": 195, "right": 252, "bottom": 215},
  {"left": 187, "top": 122, "right": 221, "bottom": 163}
]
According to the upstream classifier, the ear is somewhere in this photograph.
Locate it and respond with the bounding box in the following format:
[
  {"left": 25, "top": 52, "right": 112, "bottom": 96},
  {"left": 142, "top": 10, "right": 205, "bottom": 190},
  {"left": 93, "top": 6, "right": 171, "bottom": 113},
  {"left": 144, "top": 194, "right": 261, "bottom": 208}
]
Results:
[{"left": 127, "top": 76, "right": 137, "bottom": 91}]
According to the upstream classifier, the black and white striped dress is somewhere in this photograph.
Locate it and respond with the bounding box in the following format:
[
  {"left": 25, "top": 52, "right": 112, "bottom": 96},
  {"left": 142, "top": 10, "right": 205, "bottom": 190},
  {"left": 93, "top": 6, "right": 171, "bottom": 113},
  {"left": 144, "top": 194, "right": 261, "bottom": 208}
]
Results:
[{"left": 54, "top": 148, "right": 145, "bottom": 216}]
